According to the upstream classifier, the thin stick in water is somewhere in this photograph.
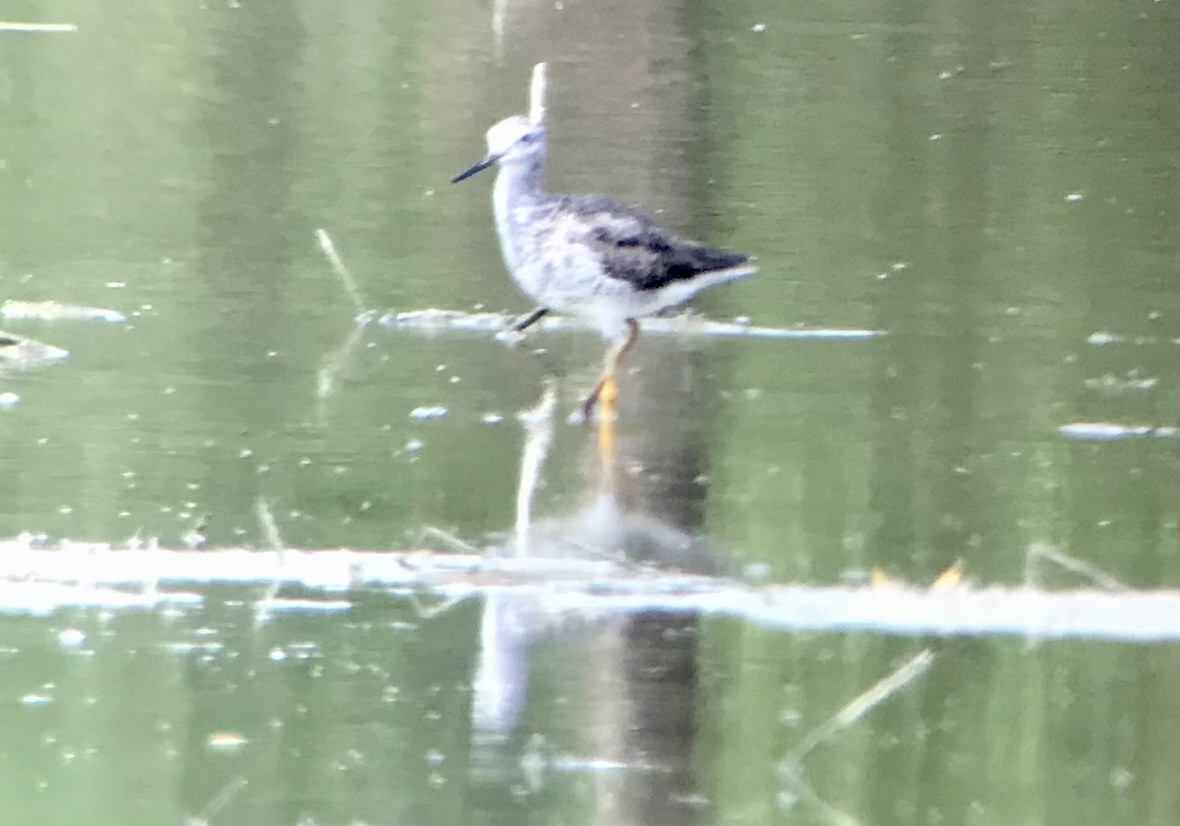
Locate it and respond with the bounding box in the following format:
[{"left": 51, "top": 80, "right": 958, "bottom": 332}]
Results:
[
  {"left": 1027, "top": 543, "right": 1126, "bottom": 591},
  {"left": 514, "top": 382, "right": 557, "bottom": 551},
  {"left": 780, "top": 769, "right": 863, "bottom": 826},
  {"left": 253, "top": 499, "right": 286, "bottom": 614},
  {"left": 420, "top": 525, "right": 478, "bottom": 553},
  {"left": 255, "top": 498, "right": 284, "bottom": 551},
  {"left": 528, "top": 62, "right": 547, "bottom": 125},
  {"left": 781, "top": 648, "right": 935, "bottom": 768},
  {"left": 316, "top": 320, "right": 366, "bottom": 402},
  {"left": 189, "top": 775, "right": 247, "bottom": 825},
  {"left": 315, "top": 228, "right": 367, "bottom": 315}
]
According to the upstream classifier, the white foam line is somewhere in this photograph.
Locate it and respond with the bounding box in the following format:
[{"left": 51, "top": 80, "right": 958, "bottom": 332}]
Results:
[
  {"left": 1059, "top": 422, "right": 1179, "bottom": 441},
  {"left": 0, "top": 22, "right": 78, "bottom": 32},
  {"left": 5, "top": 545, "right": 1180, "bottom": 639},
  {"left": 379, "top": 309, "right": 882, "bottom": 341}
]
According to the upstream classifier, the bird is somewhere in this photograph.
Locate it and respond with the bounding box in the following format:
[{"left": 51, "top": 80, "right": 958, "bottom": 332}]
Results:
[{"left": 452, "top": 113, "right": 755, "bottom": 419}]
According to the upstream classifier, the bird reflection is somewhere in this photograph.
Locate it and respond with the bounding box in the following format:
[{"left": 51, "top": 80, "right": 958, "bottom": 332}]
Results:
[{"left": 470, "top": 378, "right": 717, "bottom": 780}]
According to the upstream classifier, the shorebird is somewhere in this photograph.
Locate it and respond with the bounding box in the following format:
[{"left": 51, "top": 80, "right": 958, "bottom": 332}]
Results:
[{"left": 452, "top": 113, "right": 755, "bottom": 419}]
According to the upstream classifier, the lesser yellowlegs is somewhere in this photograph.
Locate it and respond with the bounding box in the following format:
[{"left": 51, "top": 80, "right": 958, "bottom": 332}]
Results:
[{"left": 452, "top": 112, "right": 755, "bottom": 418}]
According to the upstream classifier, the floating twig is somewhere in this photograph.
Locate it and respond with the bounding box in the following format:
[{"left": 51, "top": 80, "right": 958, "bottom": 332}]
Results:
[
  {"left": 515, "top": 383, "right": 557, "bottom": 551},
  {"left": 254, "top": 499, "right": 285, "bottom": 610},
  {"left": 187, "top": 775, "right": 247, "bottom": 826},
  {"left": 529, "top": 62, "right": 547, "bottom": 125},
  {"left": 315, "top": 228, "right": 367, "bottom": 315},
  {"left": 781, "top": 649, "right": 935, "bottom": 769},
  {"left": 315, "top": 319, "right": 366, "bottom": 404},
  {"left": 255, "top": 498, "right": 284, "bottom": 551},
  {"left": 1027, "top": 543, "right": 1126, "bottom": 591},
  {"left": 780, "top": 769, "right": 863, "bottom": 826},
  {"left": 420, "top": 525, "right": 478, "bottom": 553}
]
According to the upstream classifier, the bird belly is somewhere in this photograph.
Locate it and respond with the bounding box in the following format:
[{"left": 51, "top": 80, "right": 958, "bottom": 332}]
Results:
[{"left": 510, "top": 246, "right": 603, "bottom": 309}]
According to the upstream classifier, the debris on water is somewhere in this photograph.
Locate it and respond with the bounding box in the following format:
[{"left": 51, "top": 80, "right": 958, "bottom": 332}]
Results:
[
  {"left": 379, "top": 307, "right": 883, "bottom": 341},
  {"left": 0, "top": 22, "right": 78, "bottom": 33},
  {"left": 743, "top": 563, "right": 772, "bottom": 582},
  {"left": 1064, "top": 192, "right": 1084, "bottom": 203},
  {"left": 21, "top": 693, "right": 53, "bottom": 706},
  {"left": 181, "top": 519, "right": 208, "bottom": 549},
  {"left": 0, "top": 331, "right": 69, "bottom": 368},
  {"left": 1, "top": 300, "right": 125, "bottom": 323},
  {"left": 752, "top": 22, "right": 766, "bottom": 33},
  {"left": 481, "top": 413, "right": 504, "bottom": 425},
  {"left": 1059, "top": 422, "right": 1179, "bottom": 441},
  {"left": 1084, "top": 373, "right": 1158, "bottom": 394},
  {"left": 206, "top": 731, "right": 248, "bottom": 752},
  {"left": 494, "top": 328, "right": 528, "bottom": 346},
  {"left": 0, "top": 392, "right": 19, "bottom": 407},
  {"left": 777, "top": 791, "right": 800, "bottom": 811},
  {"left": 405, "top": 439, "right": 424, "bottom": 452},
  {"left": 383, "top": 308, "right": 509, "bottom": 331},
  {"left": 1110, "top": 767, "right": 1134, "bottom": 792},
  {"left": 409, "top": 406, "right": 448, "bottom": 421},
  {"left": 57, "top": 628, "right": 86, "bottom": 647},
  {"left": 255, "top": 598, "right": 350, "bottom": 614},
  {"left": 1086, "top": 331, "right": 1179, "bottom": 347}
]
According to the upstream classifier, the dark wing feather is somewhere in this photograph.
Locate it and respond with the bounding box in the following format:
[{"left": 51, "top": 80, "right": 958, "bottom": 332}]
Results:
[{"left": 558, "top": 194, "right": 749, "bottom": 292}]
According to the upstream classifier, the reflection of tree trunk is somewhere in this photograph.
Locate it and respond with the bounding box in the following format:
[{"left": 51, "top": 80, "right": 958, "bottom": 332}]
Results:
[
  {"left": 181, "top": 6, "right": 306, "bottom": 814},
  {"left": 189, "top": 10, "right": 306, "bottom": 542},
  {"left": 866, "top": 0, "right": 1030, "bottom": 821},
  {"left": 455, "top": 4, "right": 713, "bottom": 825}
]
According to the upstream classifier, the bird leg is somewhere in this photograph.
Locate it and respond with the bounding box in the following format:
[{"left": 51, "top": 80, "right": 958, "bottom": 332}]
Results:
[
  {"left": 511, "top": 306, "right": 550, "bottom": 333},
  {"left": 596, "top": 378, "right": 618, "bottom": 480},
  {"left": 580, "top": 319, "right": 640, "bottom": 422}
]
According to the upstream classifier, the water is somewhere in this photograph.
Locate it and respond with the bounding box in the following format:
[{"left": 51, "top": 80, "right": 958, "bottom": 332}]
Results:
[{"left": 1, "top": 0, "right": 1179, "bottom": 824}]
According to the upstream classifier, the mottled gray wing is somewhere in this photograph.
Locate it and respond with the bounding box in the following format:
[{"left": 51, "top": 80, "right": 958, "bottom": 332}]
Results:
[{"left": 558, "top": 194, "right": 748, "bottom": 292}]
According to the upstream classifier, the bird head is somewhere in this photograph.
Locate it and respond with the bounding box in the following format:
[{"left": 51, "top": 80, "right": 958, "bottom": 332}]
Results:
[{"left": 452, "top": 115, "right": 546, "bottom": 183}]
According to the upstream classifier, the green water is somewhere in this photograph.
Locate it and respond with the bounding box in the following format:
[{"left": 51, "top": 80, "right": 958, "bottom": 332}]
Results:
[{"left": 1, "top": 0, "right": 1178, "bottom": 824}]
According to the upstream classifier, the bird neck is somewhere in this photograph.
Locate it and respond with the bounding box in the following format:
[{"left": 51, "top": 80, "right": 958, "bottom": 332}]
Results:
[
  {"left": 491, "top": 152, "right": 546, "bottom": 273},
  {"left": 493, "top": 151, "right": 547, "bottom": 213}
]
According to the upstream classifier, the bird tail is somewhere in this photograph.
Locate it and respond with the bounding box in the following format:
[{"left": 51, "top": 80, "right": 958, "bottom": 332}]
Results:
[{"left": 697, "top": 248, "right": 751, "bottom": 272}]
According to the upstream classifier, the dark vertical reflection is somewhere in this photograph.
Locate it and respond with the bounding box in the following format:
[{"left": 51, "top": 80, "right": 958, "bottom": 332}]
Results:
[
  {"left": 177, "top": 3, "right": 307, "bottom": 816},
  {"left": 866, "top": 0, "right": 1028, "bottom": 822},
  {"left": 615, "top": 613, "right": 702, "bottom": 826},
  {"left": 188, "top": 7, "right": 308, "bottom": 542},
  {"left": 867, "top": 0, "right": 928, "bottom": 574},
  {"left": 455, "top": 4, "right": 721, "bottom": 826},
  {"left": 1068, "top": 0, "right": 1180, "bottom": 589},
  {"left": 926, "top": 6, "right": 992, "bottom": 573}
]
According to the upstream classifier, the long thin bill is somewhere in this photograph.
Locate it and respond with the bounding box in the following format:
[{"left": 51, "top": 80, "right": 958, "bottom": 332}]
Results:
[{"left": 451, "top": 155, "right": 498, "bottom": 184}]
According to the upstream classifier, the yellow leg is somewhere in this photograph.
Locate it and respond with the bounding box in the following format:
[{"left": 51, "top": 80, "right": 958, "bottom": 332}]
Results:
[
  {"left": 597, "top": 380, "right": 617, "bottom": 478},
  {"left": 581, "top": 320, "right": 640, "bottom": 422}
]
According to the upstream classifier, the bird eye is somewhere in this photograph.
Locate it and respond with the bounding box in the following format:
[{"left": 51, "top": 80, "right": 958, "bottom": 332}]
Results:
[{"left": 520, "top": 133, "right": 534, "bottom": 143}]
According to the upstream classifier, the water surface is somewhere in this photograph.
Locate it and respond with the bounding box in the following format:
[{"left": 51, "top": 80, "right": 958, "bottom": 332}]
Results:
[{"left": 1, "top": 0, "right": 1178, "bottom": 824}]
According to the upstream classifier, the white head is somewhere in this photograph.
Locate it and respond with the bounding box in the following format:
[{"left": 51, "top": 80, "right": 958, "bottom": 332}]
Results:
[{"left": 451, "top": 115, "right": 546, "bottom": 183}]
